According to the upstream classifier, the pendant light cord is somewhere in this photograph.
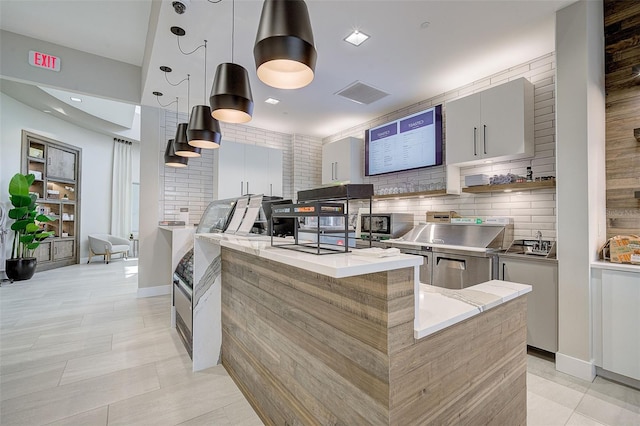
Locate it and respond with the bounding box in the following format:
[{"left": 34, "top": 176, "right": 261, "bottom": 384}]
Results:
[
  {"left": 203, "top": 40, "right": 208, "bottom": 104},
  {"left": 155, "top": 93, "right": 177, "bottom": 109},
  {"left": 176, "top": 37, "right": 206, "bottom": 57},
  {"left": 163, "top": 71, "right": 189, "bottom": 87},
  {"left": 231, "top": 0, "right": 235, "bottom": 63},
  {"left": 187, "top": 74, "right": 190, "bottom": 113}
]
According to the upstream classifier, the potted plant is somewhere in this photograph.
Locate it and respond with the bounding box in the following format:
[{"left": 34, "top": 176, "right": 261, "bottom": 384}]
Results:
[{"left": 5, "top": 173, "right": 54, "bottom": 281}]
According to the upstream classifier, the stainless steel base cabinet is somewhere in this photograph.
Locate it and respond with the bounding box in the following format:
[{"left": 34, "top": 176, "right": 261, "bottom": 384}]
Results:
[{"left": 500, "top": 256, "right": 558, "bottom": 353}]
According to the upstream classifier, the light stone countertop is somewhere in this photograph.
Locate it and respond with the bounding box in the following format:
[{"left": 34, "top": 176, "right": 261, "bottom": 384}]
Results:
[
  {"left": 196, "top": 234, "right": 531, "bottom": 340},
  {"left": 591, "top": 260, "right": 640, "bottom": 273},
  {"left": 415, "top": 280, "right": 531, "bottom": 339},
  {"left": 196, "top": 233, "right": 423, "bottom": 278}
]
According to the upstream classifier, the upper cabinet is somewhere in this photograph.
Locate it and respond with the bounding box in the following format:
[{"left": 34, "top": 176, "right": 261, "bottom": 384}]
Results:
[
  {"left": 445, "top": 77, "right": 534, "bottom": 165},
  {"left": 217, "top": 141, "right": 283, "bottom": 200},
  {"left": 322, "top": 137, "right": 363, "bottom": 185}
]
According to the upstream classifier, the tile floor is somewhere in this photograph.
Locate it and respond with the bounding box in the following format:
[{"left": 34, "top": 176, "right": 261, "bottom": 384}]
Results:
[{"left": 1, "top": 259, "right": 638, "bottom": 425}]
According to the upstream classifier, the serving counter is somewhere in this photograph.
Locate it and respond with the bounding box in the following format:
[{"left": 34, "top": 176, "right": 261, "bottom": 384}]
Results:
[{"left": 195, "top": 234, "right": 531, "bottom": 424}]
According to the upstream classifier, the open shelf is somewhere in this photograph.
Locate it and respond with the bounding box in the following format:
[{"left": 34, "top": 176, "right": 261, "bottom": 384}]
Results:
[
  {"left": 373, "top": 189, "right": 448, "bottom": 200},
  {"left": 461, "top": 179, "right": 556, "bottom": 194}
]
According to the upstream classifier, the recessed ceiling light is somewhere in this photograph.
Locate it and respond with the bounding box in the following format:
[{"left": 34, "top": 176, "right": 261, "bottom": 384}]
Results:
[
  {"left": 420, "top": 21, "right": 430, "bottom": 30},
  {"left": 70, "top": 97, "right": 82, "bottom": 102},
  {"left": 265, "top": 97, "right": 280, "bottom": 105},
  {"left": 344, "top": 30, "right": 369, "bottom": 47},
  {"left": 43, "top": 110, "right": 51, "bottom": 113}
]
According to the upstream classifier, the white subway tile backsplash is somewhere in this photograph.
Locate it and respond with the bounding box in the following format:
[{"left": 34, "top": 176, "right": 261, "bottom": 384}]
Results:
[
  {"left": 159, "top": 54, "right": 558, "bottom": 237},
  {"left": 320, "top": 53, "right": 557, "bottom": 239}
]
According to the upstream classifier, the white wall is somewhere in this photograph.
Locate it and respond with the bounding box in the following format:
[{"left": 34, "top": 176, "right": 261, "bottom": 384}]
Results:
[
  {"left": 0, "top": 93, "right": 113, "bottom": 260},
  {"left": 0, "top": 30, "right": 140, "bottom": 104},
  {"left": 325, "top": 53, "right": 558, "bottom": 242}
]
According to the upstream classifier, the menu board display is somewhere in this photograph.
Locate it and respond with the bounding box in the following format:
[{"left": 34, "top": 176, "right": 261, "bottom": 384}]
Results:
[{"left": 365, "top": 105, "right": 443, "bottom": 176}]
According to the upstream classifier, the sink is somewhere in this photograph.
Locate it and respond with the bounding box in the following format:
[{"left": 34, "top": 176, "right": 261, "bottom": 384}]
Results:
[{"left": 505, "top": 239, "right": 556, "bottom": 258}]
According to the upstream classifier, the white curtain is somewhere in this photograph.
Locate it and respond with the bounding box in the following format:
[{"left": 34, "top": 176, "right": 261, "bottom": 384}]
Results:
[{"left": 111, "top": 139, "right": 133, "bottom": 238}]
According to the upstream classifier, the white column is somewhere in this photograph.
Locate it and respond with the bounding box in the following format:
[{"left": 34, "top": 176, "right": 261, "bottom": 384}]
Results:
[
  {"left": 555, "top": 0, "right": 606, "bottom": 381},
  {"left": 137, "top": 106, "right": 172, "bottom": 296}
]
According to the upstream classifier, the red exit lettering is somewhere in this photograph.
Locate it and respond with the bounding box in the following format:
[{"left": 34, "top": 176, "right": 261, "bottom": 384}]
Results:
[{"left": 28, "top": 50, "right": 61, "bottom": 72}]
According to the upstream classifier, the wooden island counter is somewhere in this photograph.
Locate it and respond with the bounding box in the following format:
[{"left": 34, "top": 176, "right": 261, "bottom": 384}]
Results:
[{"left": 199, "top": 234, "right": 530, "bottom": 425}]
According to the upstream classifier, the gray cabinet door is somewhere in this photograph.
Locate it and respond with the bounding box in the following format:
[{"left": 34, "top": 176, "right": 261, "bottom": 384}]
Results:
[
  {"left": 500, "top": 257, "right": 558, "bottom": 352},
  {"left": 53, "top": 240, "right": 75, "bottom": 260},
  {"left": 47, "top": 146, "right": 76, "bottom": 180},
  {"left": 34, "top": 241, "right": 52, "bottom": 262}
]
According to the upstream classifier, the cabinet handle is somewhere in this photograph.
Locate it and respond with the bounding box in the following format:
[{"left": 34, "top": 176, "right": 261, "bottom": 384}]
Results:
[
  {"left": 483, "top": 124, "right": 487, "bottom": 155},
  {"left": 246, "top": 182, "right": 249, "bottom": 194},
  {"left": 473, "top": 127, "right": 477, "bottom": 156},
  {"left": 270, "top": 183, "right": 273, "bottom": 196},
  {"left": 334, "top": 162, "right": 338, "bottom": 180},
  {"left": 240, "top": 181, "right": 244, "bottom": 195},
  {"left": 502, "top": 263, "right": 505, "bottom": 280},
  {"left": 331, "top": 162, "right": 335, "bottom": 180}
]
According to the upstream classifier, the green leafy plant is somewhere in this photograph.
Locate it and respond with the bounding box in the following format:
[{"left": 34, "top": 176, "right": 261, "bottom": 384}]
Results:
[{"left": 8, "top": 173, "right": 55, "bottom": 259}]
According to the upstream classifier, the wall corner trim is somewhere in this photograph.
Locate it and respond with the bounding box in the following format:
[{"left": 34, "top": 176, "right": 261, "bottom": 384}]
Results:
[
  {"left": 555, "top": 352, "right": 596, "bottom": 382},
  {"left": 137, "top": 285, "right": 171, "bottom": 298}
]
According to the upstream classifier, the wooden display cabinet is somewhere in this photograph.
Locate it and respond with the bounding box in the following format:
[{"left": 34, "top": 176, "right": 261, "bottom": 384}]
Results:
[{"left": 21, "top": 131, "right": 81, "bottom": 271}]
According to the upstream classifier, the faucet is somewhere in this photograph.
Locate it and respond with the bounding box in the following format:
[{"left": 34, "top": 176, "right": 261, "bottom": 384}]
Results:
[{"left": 535, "top": 230, "right": 542, "bottom": 251}]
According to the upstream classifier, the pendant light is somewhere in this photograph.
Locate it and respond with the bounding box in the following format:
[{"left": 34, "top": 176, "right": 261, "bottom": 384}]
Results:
[
  {"left": 187, "top": 40, "right": 222, "bottom": 149},
  {"left": 155, "top": 91, "right": 189, "bottom": 168},
  {"left": 164, "top": 138, "right": 188, "bottom": 168},
  {"left": 173, "top": 78, "right": 202, "bottom": 158},
  {"left": 254, "top": 0, "right": 317, "bottom": 90},
  {"left": 210, "top": 0, "right": 254, "bottom": 123}
]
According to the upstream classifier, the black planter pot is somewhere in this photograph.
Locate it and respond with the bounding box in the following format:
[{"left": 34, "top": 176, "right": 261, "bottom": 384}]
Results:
[{"left": 5, "top": 258, "right": 38, "bottom": 281}]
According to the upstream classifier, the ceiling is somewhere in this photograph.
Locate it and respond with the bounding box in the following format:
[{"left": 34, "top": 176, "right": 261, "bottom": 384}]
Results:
[{"left": 0, "top": 0, "right": 576, "bottom": 140}]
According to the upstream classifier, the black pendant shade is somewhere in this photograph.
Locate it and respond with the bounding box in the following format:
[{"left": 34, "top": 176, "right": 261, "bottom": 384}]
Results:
[
  {"left": 174, "top": 123, "right": 202, "bottom": 157},
  {"left": 187, "top": 105, "right": 222, "bottom": 149},
  {"left": 209, "top": 63, "right": 254, "bottom": 123},
  {"left": 254, "top": 0, "right": 317, "bottom": 90},
  {"left": 164, "top": 139, "right": 188, "bottom": 168}
]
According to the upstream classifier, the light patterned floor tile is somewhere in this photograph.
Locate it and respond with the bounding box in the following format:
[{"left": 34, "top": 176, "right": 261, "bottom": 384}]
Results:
[
  {"left": 0, "top": 361, "right": 66, "bottom": 401},
  {"left": 59, "top": 331, "right": 183, "bottom": 385},
  {"left": 527, "top": 372, "right": 585, "bottom": 411},
  {"left": 587, "top": 376, "right": 640, "bottom": 413},
  {"left": 0, "top": 335, "right": 113, "bottom": 376},
  {"left": 107, "top": 374, "right": 244, "bottom": 426},
  {"left": 0, "top": 364, "right": 160, "bottom": 426},
  {"left": 527, "top": 390, "right": 575, "bottom": 426},
  {"left": 575, "top": 393, "right": 640, "bottom": 426},
  {"left": 565, "top": 411, "right": 606, "bottom": 426},
  {"left": 2, "top": 260, "right": 639, "bottom": 426},
  {"left": 223, "top": 398, "right": 264, "bottom": 425},
  {"left": 44, "top": 406, "right": 108, "bottom": 426},
  {"left": 176, "top": 407, "right": 232, "bottom": 425}
]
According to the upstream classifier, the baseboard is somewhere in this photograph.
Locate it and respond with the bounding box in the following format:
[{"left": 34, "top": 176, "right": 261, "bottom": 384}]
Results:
[
  {"left": 556, "top": 352, "right": 596, "bottom": 382},
  {"left": 137, "top": 285, "right": 171, "bottom": 298}
]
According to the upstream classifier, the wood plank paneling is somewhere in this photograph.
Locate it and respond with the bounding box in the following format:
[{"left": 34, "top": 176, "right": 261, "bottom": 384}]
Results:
[
  {"left": 605, "top": 0, "right": 640, "bottom": 236},
  {"left": 221, "top": 247, "right": 528, "bottom": 424}
]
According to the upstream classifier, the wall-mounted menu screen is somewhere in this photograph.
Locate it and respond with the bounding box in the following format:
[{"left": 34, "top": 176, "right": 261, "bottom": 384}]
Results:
[{"left": 365, "top": 105, "right": 443, "bottom": 176}]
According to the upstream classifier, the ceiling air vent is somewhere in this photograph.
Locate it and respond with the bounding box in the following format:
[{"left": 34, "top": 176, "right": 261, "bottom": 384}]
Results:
[{"left": 335, "top": 81, "right": 389, "bottom": 105}]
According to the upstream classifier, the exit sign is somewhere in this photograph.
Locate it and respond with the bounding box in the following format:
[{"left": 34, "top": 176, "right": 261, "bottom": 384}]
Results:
[{"left": 29, "top": 50, "right": 60, "bottom": 72}]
